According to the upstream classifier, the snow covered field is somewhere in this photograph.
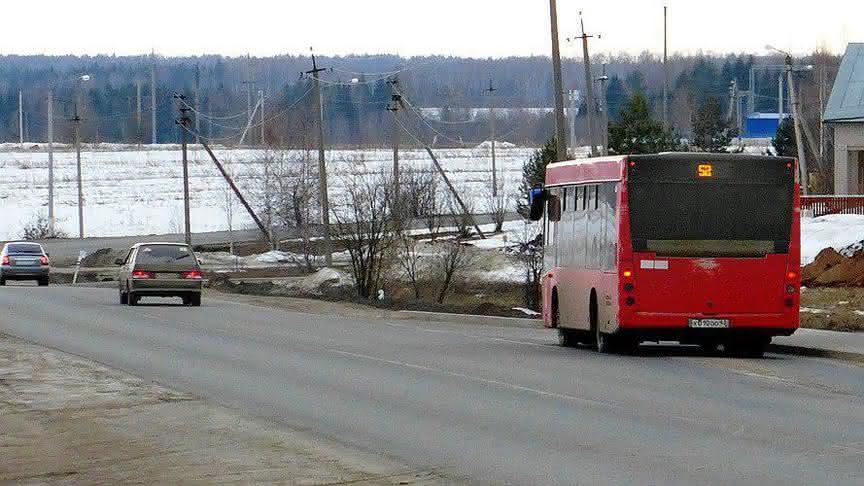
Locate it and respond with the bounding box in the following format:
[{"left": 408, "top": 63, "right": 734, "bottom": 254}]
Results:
[
  {"left": 0, "top": 145, "right": 534, "bottom": 240},
  {"left": 801, "top": 214, "right": 864, "bottom": 264}
]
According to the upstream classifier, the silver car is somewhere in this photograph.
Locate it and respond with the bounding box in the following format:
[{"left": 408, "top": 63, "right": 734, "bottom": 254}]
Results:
[
  {"left": 116, "top": 242, "right": 203, "bottom": 306},
  {"left": 0, "top": 242, "right": 50, "bottom": 286}
]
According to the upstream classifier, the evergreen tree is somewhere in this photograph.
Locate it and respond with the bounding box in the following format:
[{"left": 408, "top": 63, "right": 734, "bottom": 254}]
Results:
[
  {"left": 605, "top": 75, "right": 627, "bottom": 122},
  {"left": 608, "top": 93, "right": 682, "bottom": 155},
  {"left": 772, "top": 118, "right": 797, "bottom": 157},
  {"left": 518, "top": 138, "right": 557, "bottom": 218},
  {"left": 691, "top": 97, "right": 736, "bottom": 152}
]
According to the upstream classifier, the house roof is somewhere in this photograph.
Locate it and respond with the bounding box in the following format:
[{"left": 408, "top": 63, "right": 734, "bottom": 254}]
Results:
[{"left": 824, "top": 43, "right": 864, "bottom": 123}]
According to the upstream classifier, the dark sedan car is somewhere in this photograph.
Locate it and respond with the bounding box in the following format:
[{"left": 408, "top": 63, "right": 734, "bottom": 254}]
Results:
[
  {"left": 0, "top": 242, "right": 50, "bottom": 286},
  {"left": 116, "top": 242, "right": 203, "bottom": 306}
]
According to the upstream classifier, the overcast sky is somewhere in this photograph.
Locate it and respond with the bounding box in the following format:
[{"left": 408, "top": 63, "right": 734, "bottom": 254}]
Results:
[{"left": 1, "top": 0, "right": 859, "bottom": 58}]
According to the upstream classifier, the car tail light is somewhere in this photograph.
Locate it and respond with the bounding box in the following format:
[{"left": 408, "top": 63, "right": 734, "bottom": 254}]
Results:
[
  {"left": 40, "top": 255, "right": 50, "bottom": 266},
  {"left": 182, "top": 270, "right": 203, "bottom": 279},
  {"left": 1, "top": 256, "right": 9, "bottom": 266},
  {"left": 132, "top": 270, "right": 154, "bottom": 279}
]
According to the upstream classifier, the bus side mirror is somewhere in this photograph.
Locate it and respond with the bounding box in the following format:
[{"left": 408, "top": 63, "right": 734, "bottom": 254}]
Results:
[{"left": 529, "top": 188, "right": 547, "bottom": 221}]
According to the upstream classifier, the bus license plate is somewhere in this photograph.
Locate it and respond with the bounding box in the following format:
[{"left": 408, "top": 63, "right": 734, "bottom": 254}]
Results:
[{"left": 689, "top": 319, "right": 730, "bottom": 329}]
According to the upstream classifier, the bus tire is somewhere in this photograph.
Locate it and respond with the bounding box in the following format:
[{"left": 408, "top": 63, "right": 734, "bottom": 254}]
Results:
[{"left": 558, "top": 329, "right": 579, "bottom": 347}]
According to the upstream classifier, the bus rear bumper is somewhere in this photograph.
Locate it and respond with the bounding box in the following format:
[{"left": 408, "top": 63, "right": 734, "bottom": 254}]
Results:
[{"left": 618, "top": 312, "right": 798, "bottom": 340}]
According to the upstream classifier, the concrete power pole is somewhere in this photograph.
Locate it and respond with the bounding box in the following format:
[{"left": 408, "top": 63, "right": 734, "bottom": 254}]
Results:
[
  {"left": 175, "top": 94, "right": 193, "bottom": 245},
  {"left": 486, "top": 79, "right": 498, "bottom": 197},
  {"left": 307, "top": 54, "right": 332, "bottom": 266},
  {"left": 597, "top": 66, "right": 609, "bottom": 156},
  {"left": 259, "top": 90, "right": 265, "bottom": 146},
  {"left": 151, "top": 60, "right": 157, "bottom": 144},
  {"left": 576, "top": 16, "right": 599, "bottom": 157},
  {"left": 388, "top": 77, "right": 403, "bottom": 225},
  {"left": 47, "top": 90, "right": 55, "bottom": 235},
  {"left": 663, "top": 5, "right": 670, "bottom": 128},
  {"left": 568, "top": 90, "right": 581, "bottom": 156},
  {"left": 786, "top": 56, "right": 809, "bottom": 195},
  {"left": 136, "top": 81, "right": 143, "bottom": 149},
  {"left": 18, "top": 90, "right": 24, "bottom": 144},
  {"left": 194, "top": 63, "right": 201, "bottom": 144},
  {"left": 72, "top": 108, "right": 84, "bottom": 239},
  {"left": 778, "top": 74, "right": 784, "bottom": 115},
  {"left": 548, "top": 0, "right": 569, "bottom": 161}
]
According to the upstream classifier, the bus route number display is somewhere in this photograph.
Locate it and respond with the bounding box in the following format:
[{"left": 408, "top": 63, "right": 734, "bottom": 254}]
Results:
[{"left": 697, "top": 163, "right": 714, "bottom": 177}]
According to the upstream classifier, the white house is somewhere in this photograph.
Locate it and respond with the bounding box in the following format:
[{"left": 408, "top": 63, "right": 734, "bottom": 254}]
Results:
[{"left": 824, "top": 43, "right": 864, "bottom": 194}]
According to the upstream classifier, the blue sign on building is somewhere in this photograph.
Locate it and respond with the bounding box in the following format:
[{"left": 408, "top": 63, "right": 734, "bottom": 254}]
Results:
[{"left": 744, "top": 113, "right": 790, "bottom": 139}]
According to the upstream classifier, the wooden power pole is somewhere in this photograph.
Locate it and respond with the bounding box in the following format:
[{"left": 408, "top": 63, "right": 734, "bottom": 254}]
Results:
[
  {"left": 306, "top": 53, "right": 332, "bottom": 266},
  {"left": 487, "top": 79, "right": 498, "bottom": 197},
  {"left": 548, "top": 0, "right": 569, "bottom": 161}
]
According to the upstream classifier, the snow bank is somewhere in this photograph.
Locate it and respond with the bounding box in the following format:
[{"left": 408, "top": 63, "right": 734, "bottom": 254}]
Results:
[{"left": 801, "top": 214, "right": 864, "bottom": 265}]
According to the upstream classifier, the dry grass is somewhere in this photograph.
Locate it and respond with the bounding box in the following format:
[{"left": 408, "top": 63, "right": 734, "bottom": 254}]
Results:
[{"left": 800, "top": 287, "right": 864, "bottom": 332}]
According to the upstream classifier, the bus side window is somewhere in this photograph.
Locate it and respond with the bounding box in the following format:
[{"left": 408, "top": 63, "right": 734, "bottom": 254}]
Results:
[
  {"left": 582, "top": 186, "right": 588, "bottom": 210},
  {"left": 594, "top": 186, "right": 599, "bottom": 210}
]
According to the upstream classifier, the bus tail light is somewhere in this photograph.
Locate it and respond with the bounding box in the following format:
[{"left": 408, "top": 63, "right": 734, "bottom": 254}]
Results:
[{"left": 622, "top": 270, "right": 633, "bottom": 279}]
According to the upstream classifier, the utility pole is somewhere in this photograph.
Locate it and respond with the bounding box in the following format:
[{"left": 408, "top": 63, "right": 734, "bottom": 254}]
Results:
[
  {"left": 663, "top": 5, "right": 669, "bottom": 128},
  {"left": 194, "top": 63, "right": 201, "bottom": 144},
  {"left": 486, "top": 79, "right": 498, "bottom": 197},
  {"left": 597, "top": 66, "right": 609, "bottom": 156},
  {"left": 387, "top": 77, "right": 402, "bottom": 204},
  {"left": 18, "top": 90, "right": 24, "bottom": 144},
  {"left": 47, "top": 90, "right": 55, "bottom": 235},
  {"left": 151, "top": 58, "right": 157, "bottom": 144},
  {"left": 548, "top": 0, "right": 568, "bottom": 161},
  {"left": 748, "top": 67, "right": 756, "bottom": 115},
  {"left": 136, "top": 80, "right": 143, "bottom": 149},
  {"left": 259, "top": 89, "right": 265, "bottom": 146},
  {"left": 778, "top": 74, "right": 784, "bottom": 115},
  {"left": 574, "top": 15, "right": 599, "bottom": 157},
  {"left": 175, "top": 94, "right": 192, "bottom": 245},
  {"left": 786, "top": 56, "right": 809, "bottom": 194},
  {"left": 243, "top": 55, "right": 255, "bottom": 135},
  {"left": 568, "top": 90, "right": 581, "bottom": 156},
  {"left": 72, "top": 107, "right": 84, "bottom": 239},
  {"left": 306, "top": 53, "right": 332, "bottom": 266}
]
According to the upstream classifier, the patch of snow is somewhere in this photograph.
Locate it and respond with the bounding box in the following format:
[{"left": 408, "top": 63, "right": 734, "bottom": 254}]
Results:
[
  {"left": 837, "top": 301, "right": 850, "bottom": 305},
  {"left": 800, "top": 307, "right": 830, "bottom": 314},
  {"left": 513, "top": 307, "right": 540, "bottom": 317},
  {"left": 855, "top": 310, "right": 864, "bottom": 317},
  {"left": 287, "top": 268, "right": 353, "bottom": 293},
  {"left": 801, "top": 214, "right": 864, "bottom": 265}
]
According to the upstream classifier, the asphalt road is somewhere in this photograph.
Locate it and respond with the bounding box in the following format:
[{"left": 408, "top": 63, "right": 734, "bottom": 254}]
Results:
[{"left": 0, "top": 286, "right": 862, "bottom": 485}]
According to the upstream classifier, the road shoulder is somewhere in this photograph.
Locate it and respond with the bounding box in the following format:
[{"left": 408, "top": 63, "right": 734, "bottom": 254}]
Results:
[{"left": 0, "top": 333, "right": 445, "bottom": 484}]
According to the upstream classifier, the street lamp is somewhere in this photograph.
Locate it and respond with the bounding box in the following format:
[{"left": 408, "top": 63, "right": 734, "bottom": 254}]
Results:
[
  {"left": 765, "top": 45, "right": 811, "bottom": 194},
  {"left": 47, "top": 74, "right": 91, "bottom": 237}
]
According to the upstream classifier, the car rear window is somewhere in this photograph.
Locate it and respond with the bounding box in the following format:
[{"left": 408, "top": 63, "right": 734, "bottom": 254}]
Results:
[
  {"left": 135, "top": 245, "right": 196, "bottom": 264},
  {"left": 7, "top": 243, "right": 44, "bottom": 255}
]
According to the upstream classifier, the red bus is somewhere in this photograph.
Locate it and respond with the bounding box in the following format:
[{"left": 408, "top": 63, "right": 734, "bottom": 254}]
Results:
[{"left": 530, "top": 153, "right": 800, "bottom": 357}]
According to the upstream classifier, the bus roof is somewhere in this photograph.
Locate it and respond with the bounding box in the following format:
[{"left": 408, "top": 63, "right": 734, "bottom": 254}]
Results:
[{"left": 545, "top": 152, "right": 796, "bottom": 187}]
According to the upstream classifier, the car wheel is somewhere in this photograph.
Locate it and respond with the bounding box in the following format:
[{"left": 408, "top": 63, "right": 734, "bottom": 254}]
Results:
[
  {"left": 128, "top": 293, "right": 139, "bottom": 306},
  {"left": 0, "top": 277, "right": 5, "bottom": 286},
  {"left": 190, "top": 294, "right": 201, "bottom": 307},
  {"left": 119, "top": 290, "right": 128, "bottom": 305},
  {"left": 38, "top": 278, "right": 49, "bottom": 287},
  {"left": 558, "top": 329, "right": 578, "bottom": 347}
]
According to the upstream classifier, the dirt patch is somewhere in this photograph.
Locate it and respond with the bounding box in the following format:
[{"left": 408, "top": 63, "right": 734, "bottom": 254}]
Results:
[
  {"left": 800, "top": 287, "right": 864, "bottom": 332},
  {"left": 0, "top": 334, "right": 449, "bottom": 484},
  {"left": 802, "top": 247, "right": 864, "bottom": 287}
]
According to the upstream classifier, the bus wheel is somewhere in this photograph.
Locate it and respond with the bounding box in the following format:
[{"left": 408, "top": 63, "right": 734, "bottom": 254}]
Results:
[
  {"left": 558, "top": 329, "right": 579, "bottom": 347},
  {"left": 698, "top": 340, "right": 721, "bottom": 354}
]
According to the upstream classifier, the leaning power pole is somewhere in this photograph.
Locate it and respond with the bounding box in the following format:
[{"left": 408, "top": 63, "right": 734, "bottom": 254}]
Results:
[
  {"left": 548, "top": 0, "right": 568, "bottom": 161},
  {"left": 175, "top": 94, "right": 192, "bottom": 245},
  {"left": 486, "top": 79, "right": 498, "bottom": 197},
  {"left": 306, "top": 53, "right": 332, "bottom": 266},
  {"left": 786, "top": 56, "right": 809, "bottom": 194}
]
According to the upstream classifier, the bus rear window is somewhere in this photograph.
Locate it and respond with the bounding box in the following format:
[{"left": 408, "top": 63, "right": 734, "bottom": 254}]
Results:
[{"left": 627, "top": 156, "right": 794, "bottom": 257}]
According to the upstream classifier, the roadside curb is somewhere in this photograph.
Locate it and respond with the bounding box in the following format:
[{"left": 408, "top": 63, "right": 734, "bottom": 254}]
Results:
[{"left": 395, "top": 310, "right": 541, "bottom": 329}]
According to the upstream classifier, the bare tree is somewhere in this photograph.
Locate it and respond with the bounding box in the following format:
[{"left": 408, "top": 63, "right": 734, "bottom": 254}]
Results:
[
  {"left": 397, "top": 235, "right": 424, "bottom": 300},
  {"left": 434, "top": 239, "right": 475, "bottom": 304},
  {"left": 510, "top": 222, "right": 544, "bottom": 310},
  {"left": 448, "top": 191, "right": 474, "bottom": 240},
  {"left": 332, "top": 168, "right": 396, "bottom": 299},
  {"left": 485, "top": 177, "right": 508, "bottom": 234},
  {"left": 21, "top": 213, "right": 67, "bottom": 240}
]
